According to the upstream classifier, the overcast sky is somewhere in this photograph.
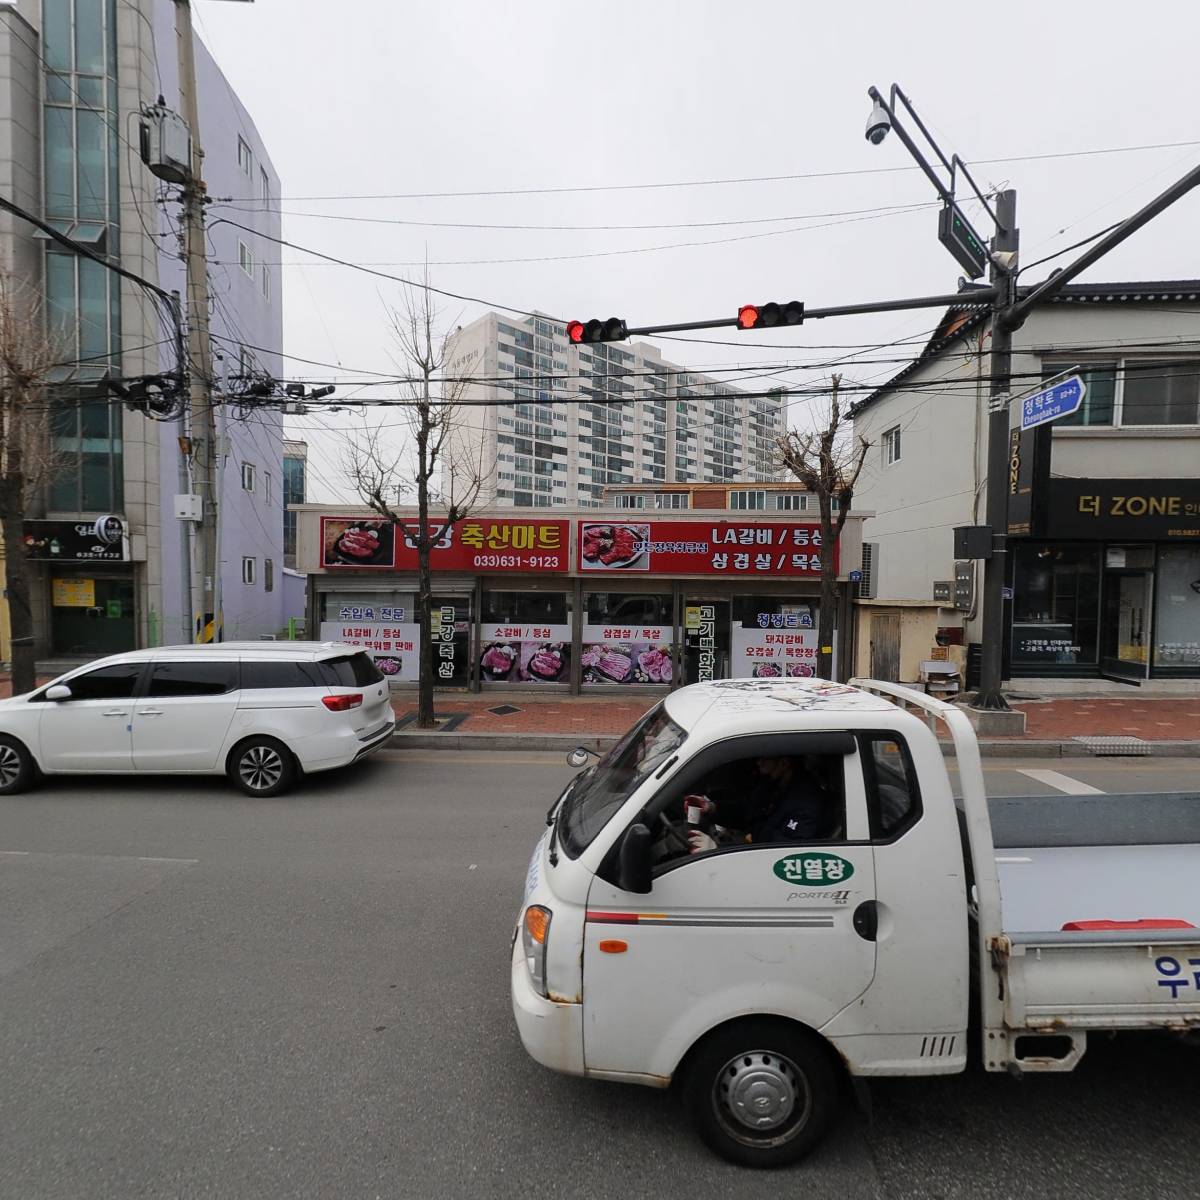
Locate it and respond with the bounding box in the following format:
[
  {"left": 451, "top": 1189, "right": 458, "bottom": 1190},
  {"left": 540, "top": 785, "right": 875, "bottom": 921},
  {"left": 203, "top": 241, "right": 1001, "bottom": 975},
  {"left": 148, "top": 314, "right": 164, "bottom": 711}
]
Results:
[{"left": 194, "top": 0, "right": 1200, "bottom": 501}]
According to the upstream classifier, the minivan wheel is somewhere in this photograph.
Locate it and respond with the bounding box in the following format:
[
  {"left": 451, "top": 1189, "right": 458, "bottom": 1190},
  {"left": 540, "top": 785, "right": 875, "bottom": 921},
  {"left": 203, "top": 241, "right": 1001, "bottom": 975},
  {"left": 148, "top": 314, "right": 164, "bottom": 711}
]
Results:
[
  {"left": 0, "top": 735, "right": 36, "bottom": 795},
  {"left": 228, "top": 737, "right": 297, "bottom": 797},
  {"left": 682, "top": 1019, "right": 839, "bottom": 1168}
]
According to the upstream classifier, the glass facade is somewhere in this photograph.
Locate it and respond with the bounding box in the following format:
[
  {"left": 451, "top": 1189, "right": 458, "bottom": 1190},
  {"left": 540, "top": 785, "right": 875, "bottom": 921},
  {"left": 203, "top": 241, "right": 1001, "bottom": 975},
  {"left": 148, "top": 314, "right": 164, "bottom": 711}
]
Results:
[
  {"left": 1011, "top": 544, "right": 1101, "bottom": 668},
  {"left": 42, "top": 0, "right": 124, "bottom": 514},
  {"left": 1154, "top": 545, "right": 1200, "bottom": 669}
]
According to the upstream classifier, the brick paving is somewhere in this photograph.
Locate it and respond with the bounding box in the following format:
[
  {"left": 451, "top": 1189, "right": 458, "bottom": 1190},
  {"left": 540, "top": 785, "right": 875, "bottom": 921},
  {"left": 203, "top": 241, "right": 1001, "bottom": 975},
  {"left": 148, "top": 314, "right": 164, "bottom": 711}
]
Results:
[{"left": 392, "top": 692, "right": 1200, "bottom": 742}]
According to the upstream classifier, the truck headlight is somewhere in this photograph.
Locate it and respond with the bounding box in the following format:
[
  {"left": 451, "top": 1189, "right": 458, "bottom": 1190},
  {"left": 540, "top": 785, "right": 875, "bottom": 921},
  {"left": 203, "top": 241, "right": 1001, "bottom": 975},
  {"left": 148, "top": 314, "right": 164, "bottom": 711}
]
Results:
[{"left": 522, "top": 905, "right": 552, "bottom": 998}]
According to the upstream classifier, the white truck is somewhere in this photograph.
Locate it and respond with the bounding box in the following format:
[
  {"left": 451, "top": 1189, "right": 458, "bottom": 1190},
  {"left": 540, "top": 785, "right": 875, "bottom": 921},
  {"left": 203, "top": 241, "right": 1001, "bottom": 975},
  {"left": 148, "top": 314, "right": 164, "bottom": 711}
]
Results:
[{"left": 511, "top": 678, "right": 1200, "bottom": 1167}]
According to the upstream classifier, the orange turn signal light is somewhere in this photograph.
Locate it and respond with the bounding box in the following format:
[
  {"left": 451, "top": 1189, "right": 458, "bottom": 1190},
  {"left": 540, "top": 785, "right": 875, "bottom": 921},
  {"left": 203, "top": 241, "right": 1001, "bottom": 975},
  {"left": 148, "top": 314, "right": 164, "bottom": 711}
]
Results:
[
  {"left": 598, "top": 939, "right": 628, "bottom": 954},
  {"left": 524, "top": 905, "right": 551, "bottom": 945}
]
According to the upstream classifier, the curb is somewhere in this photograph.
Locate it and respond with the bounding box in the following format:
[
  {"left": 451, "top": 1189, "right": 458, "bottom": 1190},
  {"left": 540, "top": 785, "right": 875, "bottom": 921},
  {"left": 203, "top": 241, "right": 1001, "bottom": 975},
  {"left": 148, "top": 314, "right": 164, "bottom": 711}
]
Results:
[{"left": 387, "top": 732, "right": 1200, "bottom": 758}]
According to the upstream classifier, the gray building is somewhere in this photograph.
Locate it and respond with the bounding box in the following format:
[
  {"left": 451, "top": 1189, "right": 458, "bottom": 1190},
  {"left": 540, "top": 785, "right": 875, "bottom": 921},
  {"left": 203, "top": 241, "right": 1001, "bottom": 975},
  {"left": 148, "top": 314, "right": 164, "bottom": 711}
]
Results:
[
  {"left": 849, "top": 281, "right": 1200, "bottom": 689},
  {"left": 443, "top": 311, "right": 784, "bottom": 510},
  {"left": 0, "top": 0, "right": 285, "bottom": 658}
]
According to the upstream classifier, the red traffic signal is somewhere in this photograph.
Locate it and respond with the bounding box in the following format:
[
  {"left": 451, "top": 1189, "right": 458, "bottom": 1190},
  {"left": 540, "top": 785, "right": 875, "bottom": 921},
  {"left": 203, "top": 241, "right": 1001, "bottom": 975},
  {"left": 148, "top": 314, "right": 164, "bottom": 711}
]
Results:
[
  {"left": 736, "top": 300, "right": 804, "bottom": 331},
  {"left": 566, "top": 317, "right": 628, "bottom": 344}
]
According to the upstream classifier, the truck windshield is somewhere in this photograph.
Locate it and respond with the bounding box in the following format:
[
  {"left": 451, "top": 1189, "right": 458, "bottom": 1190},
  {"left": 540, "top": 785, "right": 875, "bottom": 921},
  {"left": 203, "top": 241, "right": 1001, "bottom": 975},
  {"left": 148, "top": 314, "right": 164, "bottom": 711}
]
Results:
[{"left": 559, "top": 704, "right": 686, "bottom": 859}]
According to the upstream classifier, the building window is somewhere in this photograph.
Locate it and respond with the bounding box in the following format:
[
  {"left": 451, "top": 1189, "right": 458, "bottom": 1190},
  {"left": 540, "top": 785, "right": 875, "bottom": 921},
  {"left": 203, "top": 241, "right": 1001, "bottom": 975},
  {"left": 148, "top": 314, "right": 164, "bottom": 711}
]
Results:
[
  {"left": 1122, "top": 360, "right": 1200, "bottom": 426},
  {"left": 882, "top": 425, "right": 902, "bottom": 465},
  {"left": 1154, "top": 545, "right": 1200, "bottom": 670},
  {"left": 238, "top": 240, "right": 253, "bottom": 276},
  {"left": 260, "top": 165, "right": 270, "bottom": 202},
  {"left": 241, "top": 462, "right": 256, "bottom": 492},
  {"left": 264, "top": 558, "right": 274, "bottom": 593},
  {"left": 264, "top": 471, "right": 272, "bottom": 505},
  {"left": 237, "top": 135, "right": 252, "bottom": 175},
  {"left": 730, "top": 489, "right": 765, "bottom": 510},
  {"left": 613, "top": 493, "right": 645, "bottom": 509},
  {"left": 652, "top": 492, "right": 689, "bottom": 509},
  {"left": 774, "top": 492, "right": 808, "bottom": 511},
  {"left": 261, "top": 265, "right": 270, "bottom": 299},
  {"left": 242, "top": 556, "right": 256, "bottom": 585}
]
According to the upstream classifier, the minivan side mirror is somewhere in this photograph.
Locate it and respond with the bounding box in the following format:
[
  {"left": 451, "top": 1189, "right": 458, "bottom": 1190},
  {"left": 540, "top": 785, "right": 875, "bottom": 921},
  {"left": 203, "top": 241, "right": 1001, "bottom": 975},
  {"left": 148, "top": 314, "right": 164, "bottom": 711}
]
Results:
[
  {"left": 45, "top": 684, "right": 72, "bottom": 702},
  {"left": 618, "top": 822, "right": 653, "bottom": 895}
]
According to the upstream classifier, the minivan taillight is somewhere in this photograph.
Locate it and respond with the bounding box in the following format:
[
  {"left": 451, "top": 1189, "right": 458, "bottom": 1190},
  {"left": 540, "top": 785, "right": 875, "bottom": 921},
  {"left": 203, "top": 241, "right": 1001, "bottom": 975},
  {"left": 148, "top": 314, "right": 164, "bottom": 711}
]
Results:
[{"left": 322, "top": 693, "right": 363, "bottom": 712}]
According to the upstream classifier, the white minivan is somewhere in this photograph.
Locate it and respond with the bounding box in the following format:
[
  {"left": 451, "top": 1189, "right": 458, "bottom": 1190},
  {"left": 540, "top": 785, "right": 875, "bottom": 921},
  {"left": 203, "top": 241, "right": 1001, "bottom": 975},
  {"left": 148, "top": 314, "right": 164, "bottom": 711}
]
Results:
[{"left": 0, "top": 642, "right": 395, "bottom": 797}]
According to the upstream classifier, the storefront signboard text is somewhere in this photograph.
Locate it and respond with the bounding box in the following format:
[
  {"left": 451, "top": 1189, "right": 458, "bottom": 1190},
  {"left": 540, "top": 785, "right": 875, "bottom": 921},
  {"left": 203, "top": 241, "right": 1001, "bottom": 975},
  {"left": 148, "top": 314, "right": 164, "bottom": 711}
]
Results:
[
  {"left": 578, "top": 521, "right": 835, "bottom": 576},
  {"left": 320, "top": 517, "right": 569, "bottom": 572},
  {"left": 318, "top": 620, "right": 420, "bottom": 680},
  {"left": 24, "top": 516, "right": 129, "bottom": 562},
  {"left": 1046, "top": 479, "right": 1200, "bottom": 540},
  {"left": 480, "top": 623, "right": 571, "bottom": 683}
]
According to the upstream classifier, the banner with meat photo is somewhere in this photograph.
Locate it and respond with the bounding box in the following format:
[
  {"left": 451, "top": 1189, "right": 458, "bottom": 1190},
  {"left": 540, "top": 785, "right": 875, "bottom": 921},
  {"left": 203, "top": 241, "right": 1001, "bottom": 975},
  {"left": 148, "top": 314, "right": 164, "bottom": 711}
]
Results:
[
  {"left": 321, "top": 517, "right": 396, "bottom": 569},
  {"left": 579, "top": 523, "right": 649, "bottom": 571},
  {"left": 479, "top": 623, "right": 572, "bottom": 684}
]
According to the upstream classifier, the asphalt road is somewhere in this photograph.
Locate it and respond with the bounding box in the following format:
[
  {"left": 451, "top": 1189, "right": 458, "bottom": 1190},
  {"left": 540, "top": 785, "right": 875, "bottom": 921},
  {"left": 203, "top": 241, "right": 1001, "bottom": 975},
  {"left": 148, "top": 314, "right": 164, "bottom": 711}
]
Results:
[{"left": 1, "top": 753, "right": 1197, "bottom": 1200}]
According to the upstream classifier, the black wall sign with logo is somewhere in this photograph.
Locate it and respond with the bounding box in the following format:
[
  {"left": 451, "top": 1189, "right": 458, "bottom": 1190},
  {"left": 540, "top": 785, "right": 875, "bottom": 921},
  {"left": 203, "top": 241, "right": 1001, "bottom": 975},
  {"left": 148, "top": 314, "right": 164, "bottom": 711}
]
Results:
[
  {"left": 1045, "top": 479, "right": 1200, "bottom": 540},
  {"left": 1007, "top": 425, "right": 1051, "bottom": 537},
  {"left": 22, "top": 517, "right": 129, "bottom": 562}
]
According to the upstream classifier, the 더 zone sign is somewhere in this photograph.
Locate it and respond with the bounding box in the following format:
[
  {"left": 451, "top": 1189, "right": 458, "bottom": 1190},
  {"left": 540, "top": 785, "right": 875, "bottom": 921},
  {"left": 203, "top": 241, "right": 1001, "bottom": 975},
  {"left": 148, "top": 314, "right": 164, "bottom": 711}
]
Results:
[{"left": 1020, "top": 375, "right": 1086, "bottom": 430}]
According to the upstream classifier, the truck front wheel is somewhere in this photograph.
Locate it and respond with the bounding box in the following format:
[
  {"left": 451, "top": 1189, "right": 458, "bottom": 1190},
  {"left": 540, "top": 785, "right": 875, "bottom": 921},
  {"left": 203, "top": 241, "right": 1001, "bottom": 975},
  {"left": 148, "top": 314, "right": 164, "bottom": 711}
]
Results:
[{"left": 682, "top": 1019, "right": 839, "bottom": 1168}]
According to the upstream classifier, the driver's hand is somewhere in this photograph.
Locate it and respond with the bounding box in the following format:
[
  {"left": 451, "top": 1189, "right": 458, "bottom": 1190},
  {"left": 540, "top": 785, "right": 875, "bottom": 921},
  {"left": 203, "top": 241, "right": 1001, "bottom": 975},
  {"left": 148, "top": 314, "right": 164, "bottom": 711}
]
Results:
[{"left": 688, "top": 830, "right": 717, "bottom": 854}]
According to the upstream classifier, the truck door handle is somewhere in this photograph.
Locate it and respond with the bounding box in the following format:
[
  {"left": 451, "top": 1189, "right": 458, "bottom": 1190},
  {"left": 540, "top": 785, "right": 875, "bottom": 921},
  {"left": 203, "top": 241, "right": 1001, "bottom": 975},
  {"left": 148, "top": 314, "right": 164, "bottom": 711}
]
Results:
[{"left": 852, "top": 901, "right": 879, "bottom": 942}]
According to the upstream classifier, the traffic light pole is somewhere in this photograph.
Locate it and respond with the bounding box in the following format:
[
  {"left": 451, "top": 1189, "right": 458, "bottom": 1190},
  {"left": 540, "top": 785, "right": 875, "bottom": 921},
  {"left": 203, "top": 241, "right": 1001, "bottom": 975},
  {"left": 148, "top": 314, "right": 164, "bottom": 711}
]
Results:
[{"left": 973, "top": 189, "right": 1018, "bottom": 712}]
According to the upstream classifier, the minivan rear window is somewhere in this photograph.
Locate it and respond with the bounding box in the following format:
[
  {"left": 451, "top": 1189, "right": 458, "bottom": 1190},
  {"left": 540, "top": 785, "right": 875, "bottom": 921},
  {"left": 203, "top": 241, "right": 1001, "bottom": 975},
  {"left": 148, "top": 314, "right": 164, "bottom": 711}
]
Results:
[
  {"left": 240, "top": 660, "right": 328, "bottom": 690},
  {"left": 319, "top": 653, "right": 384, "bottom": 687}
]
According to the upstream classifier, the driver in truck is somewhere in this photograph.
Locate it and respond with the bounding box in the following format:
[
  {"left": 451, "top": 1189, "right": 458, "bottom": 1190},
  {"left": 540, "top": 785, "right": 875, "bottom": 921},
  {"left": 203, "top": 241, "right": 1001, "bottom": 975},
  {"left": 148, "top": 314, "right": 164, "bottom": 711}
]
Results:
[{"left": 687, "top": 754, "right": 840, "bottom": 852}]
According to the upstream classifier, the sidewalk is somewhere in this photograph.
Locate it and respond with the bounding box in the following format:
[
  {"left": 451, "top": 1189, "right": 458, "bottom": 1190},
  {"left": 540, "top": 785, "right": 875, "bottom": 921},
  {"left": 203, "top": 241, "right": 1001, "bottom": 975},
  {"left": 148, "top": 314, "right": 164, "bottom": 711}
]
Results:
[{"left": 389, "top": 691, "right": 1200, "bottom": 757}]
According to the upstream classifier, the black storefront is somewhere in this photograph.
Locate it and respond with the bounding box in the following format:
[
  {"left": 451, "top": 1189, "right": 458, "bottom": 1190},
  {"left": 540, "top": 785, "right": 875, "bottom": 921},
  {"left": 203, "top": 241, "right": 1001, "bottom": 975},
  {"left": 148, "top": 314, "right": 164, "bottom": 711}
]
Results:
[{"left": 1005, "top": 458, "right": 1200, "bottom": 681}]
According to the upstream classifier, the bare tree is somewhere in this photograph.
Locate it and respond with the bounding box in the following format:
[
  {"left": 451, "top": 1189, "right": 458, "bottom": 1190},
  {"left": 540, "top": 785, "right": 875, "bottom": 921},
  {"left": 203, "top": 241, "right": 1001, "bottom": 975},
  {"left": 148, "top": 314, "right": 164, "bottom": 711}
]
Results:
[
  {"left": 0, "top": 277, "right": 65, "bottom": 694},
  {"left": 340, "top": 284, "right": 490, "bottom": 728},
  {"left": 777, "top": 374, "right": 870, "bottom": 682}
]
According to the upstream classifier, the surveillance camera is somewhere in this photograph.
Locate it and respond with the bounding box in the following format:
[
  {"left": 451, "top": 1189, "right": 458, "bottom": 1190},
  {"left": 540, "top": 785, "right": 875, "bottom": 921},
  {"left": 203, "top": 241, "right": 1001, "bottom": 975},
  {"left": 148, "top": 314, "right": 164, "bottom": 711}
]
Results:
[
  {"left": 865, "top": 99, "right": 891, "bottom": 145},
  {"left": 990, "top": 250, "right": 1018, "bottom": 271}
]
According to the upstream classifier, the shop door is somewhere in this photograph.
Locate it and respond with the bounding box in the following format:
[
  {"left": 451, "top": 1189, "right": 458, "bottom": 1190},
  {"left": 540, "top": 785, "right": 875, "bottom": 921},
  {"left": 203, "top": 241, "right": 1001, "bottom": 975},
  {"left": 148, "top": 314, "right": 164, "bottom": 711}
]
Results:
[
  {"left": 1101, "top": 571, "right": 1152, "bottom": 684},
  {"left": 51, "top": 576, "right": 135, "bottom": 656},
  {"left": 869, "top": 613, "right": 901, "bottom": 681},
  {"left": 682, "top": 599, "right": 730, "bottom": 683}
]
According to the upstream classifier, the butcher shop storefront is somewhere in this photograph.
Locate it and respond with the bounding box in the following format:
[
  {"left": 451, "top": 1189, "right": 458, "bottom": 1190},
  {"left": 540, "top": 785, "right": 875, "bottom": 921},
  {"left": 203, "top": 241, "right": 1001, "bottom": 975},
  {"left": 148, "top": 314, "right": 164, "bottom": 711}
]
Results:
[{"left": 295, "top": 507, "right": 864, "bottom": 693}]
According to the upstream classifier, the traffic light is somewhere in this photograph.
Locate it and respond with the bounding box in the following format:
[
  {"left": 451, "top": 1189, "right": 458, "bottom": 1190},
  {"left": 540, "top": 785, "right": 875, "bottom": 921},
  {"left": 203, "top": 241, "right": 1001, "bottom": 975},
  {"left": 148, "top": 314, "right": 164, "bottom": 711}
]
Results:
[
  {"left": 736, "top": 301, "right": 804, "bottom": 331},
  {"left": 566, "top": 317, "right": 628, "bottom": 344}
]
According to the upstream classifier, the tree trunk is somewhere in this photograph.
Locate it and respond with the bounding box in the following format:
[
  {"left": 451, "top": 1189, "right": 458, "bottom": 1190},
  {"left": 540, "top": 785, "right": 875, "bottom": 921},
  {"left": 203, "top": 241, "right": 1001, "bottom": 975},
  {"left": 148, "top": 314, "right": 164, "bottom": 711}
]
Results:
[
  {"left": 415, "top": 392, "right": 435, "bottom": 729},
  {"left": 0, "top": 480, "right": 35, "bottom": 694},
  {"left": 817, "top": 503, "right": 836, "bottom": 681}
]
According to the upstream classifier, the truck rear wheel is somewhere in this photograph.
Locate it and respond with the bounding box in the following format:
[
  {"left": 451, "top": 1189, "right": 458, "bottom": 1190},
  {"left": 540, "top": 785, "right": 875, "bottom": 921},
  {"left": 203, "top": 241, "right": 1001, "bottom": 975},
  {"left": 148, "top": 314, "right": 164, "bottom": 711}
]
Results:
[{"left": 682, "top": 1019, "right": 839, "bottom": 1168}]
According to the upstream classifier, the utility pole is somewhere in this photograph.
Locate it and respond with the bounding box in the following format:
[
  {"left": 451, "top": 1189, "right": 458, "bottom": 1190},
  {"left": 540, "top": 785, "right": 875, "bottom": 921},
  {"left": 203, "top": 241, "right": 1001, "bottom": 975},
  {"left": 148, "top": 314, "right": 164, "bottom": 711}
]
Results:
[{"left": 174, "top": 0, "right": 218, "bottom": 642}]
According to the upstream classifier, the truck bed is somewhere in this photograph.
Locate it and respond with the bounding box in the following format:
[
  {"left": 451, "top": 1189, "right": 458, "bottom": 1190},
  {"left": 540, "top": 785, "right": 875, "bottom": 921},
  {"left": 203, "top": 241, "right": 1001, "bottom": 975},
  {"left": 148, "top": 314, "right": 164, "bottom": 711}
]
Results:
[
  {"left": 982, "top": 793, "right": 1200, "bottom": 1041},
  {"left": 988, "top": 791, "right": 1200, "bottom": 937}
]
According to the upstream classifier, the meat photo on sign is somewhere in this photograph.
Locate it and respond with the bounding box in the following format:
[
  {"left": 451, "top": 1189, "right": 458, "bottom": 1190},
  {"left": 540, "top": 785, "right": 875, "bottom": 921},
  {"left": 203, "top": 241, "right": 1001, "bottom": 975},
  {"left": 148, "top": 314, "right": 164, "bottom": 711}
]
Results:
[
  {"left": 322, "top": 518, "right": 395, "bottom": 568},
  {"left": 580, "top": 524, "right": 650, "bottom": 571}
]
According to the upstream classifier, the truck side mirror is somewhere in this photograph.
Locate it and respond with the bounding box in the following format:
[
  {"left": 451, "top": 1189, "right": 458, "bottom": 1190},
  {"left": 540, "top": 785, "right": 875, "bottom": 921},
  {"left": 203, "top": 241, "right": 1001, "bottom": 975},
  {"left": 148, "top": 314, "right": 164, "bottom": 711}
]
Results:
[{"left": 618, "top": 823, "right": 653, "bottom": 895}]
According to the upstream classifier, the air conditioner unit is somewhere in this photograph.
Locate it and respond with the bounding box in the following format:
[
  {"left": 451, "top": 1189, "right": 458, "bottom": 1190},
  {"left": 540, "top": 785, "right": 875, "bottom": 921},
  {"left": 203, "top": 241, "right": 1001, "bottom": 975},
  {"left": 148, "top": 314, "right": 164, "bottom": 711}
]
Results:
[
  {"left": 139, "top": 105, "right": 191, "bottom": 185},
  {"left": 855, "top": 543, "right": 878, "bottom": 600}
]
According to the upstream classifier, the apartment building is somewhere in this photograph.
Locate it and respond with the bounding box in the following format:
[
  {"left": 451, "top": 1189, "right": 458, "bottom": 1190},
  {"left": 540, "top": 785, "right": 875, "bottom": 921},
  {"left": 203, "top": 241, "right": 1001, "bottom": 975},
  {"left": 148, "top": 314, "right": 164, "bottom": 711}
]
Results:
[
  {"left": 443, "top": 311, "right": 784, "bottom": 509},
  {"left": 0, "top": 0, "right": 285, "bottom": 658}
]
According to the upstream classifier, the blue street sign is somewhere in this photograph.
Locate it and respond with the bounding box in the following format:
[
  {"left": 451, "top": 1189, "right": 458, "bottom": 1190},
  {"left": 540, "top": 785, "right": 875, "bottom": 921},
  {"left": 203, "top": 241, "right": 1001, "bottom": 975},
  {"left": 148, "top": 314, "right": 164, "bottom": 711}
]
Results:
[
  {"left": 848, "top": 569, "right": 863, "bottom": 582},
  {"left": 1020, "top": 375, "right": 1086, "bottom": 430}
]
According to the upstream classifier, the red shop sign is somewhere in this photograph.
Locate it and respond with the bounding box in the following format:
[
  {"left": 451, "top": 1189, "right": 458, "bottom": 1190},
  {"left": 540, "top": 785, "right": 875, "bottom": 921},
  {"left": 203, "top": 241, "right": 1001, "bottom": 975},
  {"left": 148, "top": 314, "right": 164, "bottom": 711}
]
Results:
[
  {"left": 578, "top": 520, "right": 836, "bottom": 577},
  {"left": 320, "top": 516, "right": 569, "bottom": 573}
]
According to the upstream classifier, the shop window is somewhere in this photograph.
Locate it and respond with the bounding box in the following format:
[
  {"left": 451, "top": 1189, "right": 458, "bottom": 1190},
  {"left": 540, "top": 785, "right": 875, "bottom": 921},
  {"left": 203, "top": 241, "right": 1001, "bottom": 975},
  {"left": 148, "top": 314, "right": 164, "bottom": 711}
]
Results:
[
  {"left": 731, "top": 596, "right": 818, "bottom": 679},
  {"left": 1011, "top": 544, "right": 1101, "bottom": 668},
  {"left": 582, "top": 593, "right": 673, "bottom": 686},
  {"left": 1154, "top": 546, "right": 1200, "bottom": 670},
  {"left": 480, "top": 591, "right": 572, "bottom": 684}
]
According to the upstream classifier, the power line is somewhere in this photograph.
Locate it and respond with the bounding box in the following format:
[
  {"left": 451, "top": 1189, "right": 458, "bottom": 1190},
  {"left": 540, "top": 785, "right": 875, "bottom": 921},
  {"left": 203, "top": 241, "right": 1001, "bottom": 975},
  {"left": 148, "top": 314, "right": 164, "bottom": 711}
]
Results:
[
  {"left": 209, "top": 199, "right": 937, "bottom": 233},
  {"left": 212, "top": 139, "right": 1200, "bottom": 204}
]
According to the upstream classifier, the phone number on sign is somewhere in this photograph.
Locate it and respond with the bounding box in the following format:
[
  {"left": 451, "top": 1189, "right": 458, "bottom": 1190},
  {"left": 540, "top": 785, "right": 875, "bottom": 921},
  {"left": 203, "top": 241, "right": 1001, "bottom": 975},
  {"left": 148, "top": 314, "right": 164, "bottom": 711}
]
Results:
[{"left": 473, "top": 554, "right": 562, "bottom": 569}]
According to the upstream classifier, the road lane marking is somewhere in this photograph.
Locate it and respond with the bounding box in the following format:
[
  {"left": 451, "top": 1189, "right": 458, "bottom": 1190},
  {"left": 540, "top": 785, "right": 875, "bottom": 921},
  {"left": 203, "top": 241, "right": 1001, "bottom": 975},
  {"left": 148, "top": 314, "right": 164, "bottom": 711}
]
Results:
[{"left": 1016, "top": 768, "right": 1105, "bottom": 795}]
